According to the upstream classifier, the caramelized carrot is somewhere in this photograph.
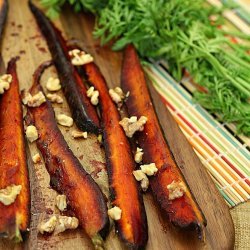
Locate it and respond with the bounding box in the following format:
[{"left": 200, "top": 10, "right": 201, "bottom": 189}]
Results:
[
  {"left": 0, "top": 58, "right": 30, "bottom": 242},
  {"left": 121, "top": 44, "right": 206, "bottom": 235},
  {"left": 26, "top": 62, "right": 109, "bottom": 245},
  {"left": 29, "top": 2, "right": 100, "bottom": 134},
  {"left": 81, "top": 62, "right": 148, "bottom": 248}
]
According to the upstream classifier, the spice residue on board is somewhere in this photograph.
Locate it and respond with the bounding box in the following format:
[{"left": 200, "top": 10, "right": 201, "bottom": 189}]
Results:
[{"left": 90, "top": 160, "right": 107, "bottom": 178}]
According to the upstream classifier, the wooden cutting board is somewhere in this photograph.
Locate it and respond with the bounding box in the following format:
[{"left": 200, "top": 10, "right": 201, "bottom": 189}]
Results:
[{"left": 0, "top": 0, "right": 234, "bottom": 249}]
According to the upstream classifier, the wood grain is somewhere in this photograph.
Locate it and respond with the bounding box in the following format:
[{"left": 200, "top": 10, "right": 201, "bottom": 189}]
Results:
[{"left": 0, "top": 0, "right": 234, "bottom": 249}]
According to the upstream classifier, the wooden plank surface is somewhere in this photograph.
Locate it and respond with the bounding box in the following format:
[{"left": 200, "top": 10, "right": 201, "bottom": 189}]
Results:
[{"left": 0, "top": 0, "right": 235, "bottom": 249}]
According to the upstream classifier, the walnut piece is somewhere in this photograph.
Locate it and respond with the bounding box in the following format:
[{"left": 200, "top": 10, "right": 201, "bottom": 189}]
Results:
[
  {"left": 87, "top": 86, "right": 99, "bottom": 105},
  {"left": 56, "top": 114, "right": 73, "bottom": 127},
  {"left": 0, "top": 74, "right": 12, "bottom": 94},
  {"left": 55, "top": 194, "right": 67, "bottom": 211},
  {"left": 108, "top": 206, "right": 122, "bottom": 221},
  {"left": 71, "top": 130, "right": 88, "bottom": 139},
  {"left": 119, "top": 116, "right": 148, "bottom": 138},
  {"left": 133, "top": 170, "right": 149, "bottom": 192},
  {"left": 26, "top": 91, "right": 46, "bottom": 107},
  {"left": 167, "top": 181, "right": 187, "bottom": 200},
  {"left": 32, "top": 153, "right": 41, "bottom": 163},
  {"left": 38, "top": 215, "right": 58, "bottom": 234},
  {"left": 109, "top": 87, "right": 126, "bottom": 104},
  {"left": 38, "top": 215, "right": 79, "bottom": 235},
  {"left": 69, "top": 49, "right": 94, "bottom": 66},
  {"left": 46, "top": 77, "right": 61, "bottom": 92},
  {"left": 140, "top": 163, "right": 158, "bottom": 176},
  {"left": 54, "top": 216, "right": 79, "bottom": 235},
  {"left": 141, "top": 177, "right": 149, "bottom": 192},
  {"left": 26, "top": 125, "right": 39, "bottom": 142},
  {"left": 46, "top": 93, "right": 63, "bottom": 104},
  {"left": 134, "top": 147, "right": 143, "bottom": 163},
  {"left": 0, "top": 185, "right": 22, "bottom": 206}
]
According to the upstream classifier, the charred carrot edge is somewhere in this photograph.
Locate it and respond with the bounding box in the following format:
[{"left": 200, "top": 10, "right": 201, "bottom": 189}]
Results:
[
  {"left": 29, "top": 1, "right": 100, "bottom": 134},
  {"left": 0, "top": 0, "right": 7, "bottom": 37},
  {"left": 0, "top": 57, "right": 30, "bottom": 242},
  {"left": 78, "top": 61, "right": 148, "bottom": 248},
  {"left": 121, "top": 45, "right": 206, "bottom": 236},
  {"left": 25, "top": 62, "right": 109, "bottom": 246}
]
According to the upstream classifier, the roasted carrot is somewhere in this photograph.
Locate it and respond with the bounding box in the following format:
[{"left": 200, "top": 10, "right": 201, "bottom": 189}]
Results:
[
  {"left": 29, "top": 1, "right": 100, "bottom": 134},
  {"left": 26, "top": 62, "right": 109, "bottom": 246},
  {"left": 79, "top": 61, "right": 148, "bottom": 248},
  {"left": 0, "top": 0, "right": 7, "bottom": 38},
  {"left": 121, "top": 44, "right": 206, "bottom": 235},
  {"left": 0, "top": 58, "right": 30, "bottom": 242}
]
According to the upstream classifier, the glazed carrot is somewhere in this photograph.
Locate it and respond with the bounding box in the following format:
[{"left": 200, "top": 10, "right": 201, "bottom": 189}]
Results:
[
  {"left": 81, "top": 62, "right": 148, "bottom": 248},
  {"left": 0, "top": 58, "right": 30, "bottom": 242},
  {"left": 121, "top": 44, "right": 206, "bottom": 235},
  {"left": 29, "top": 2, "right": 100, "bottom": 134},
  {"left": 26, "top": 62, "right": 109, "bottom": 246}
]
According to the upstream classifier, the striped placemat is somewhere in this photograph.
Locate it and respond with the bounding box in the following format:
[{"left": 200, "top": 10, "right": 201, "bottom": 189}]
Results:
[{"left": 145, "top": 0, "right": 250, "bottom": 207}]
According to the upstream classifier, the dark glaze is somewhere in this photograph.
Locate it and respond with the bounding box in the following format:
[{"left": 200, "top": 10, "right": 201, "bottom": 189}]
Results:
[
  {"left": 0, "top": 58, "right": 30, "bottom": 241},
  {"left": 26, "top": 62, "right": 109, "bottom": 238},
  {"left": 81, "top": 61, "right": 148, "bottom": 249},
  {"left": 29, "top": 1, "right": 100, "bottom": 134},
  {"left": 121, "top": 44, "right": 206, "bottom": 236}
]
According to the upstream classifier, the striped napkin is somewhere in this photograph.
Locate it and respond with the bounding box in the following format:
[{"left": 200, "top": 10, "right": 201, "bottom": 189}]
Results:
[{"left": 145, "top": 0, "right": 250, "bottom": 207}]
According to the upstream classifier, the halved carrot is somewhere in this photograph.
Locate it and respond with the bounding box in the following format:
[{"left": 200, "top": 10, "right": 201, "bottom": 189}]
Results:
[
  {"left": 29, "top": 2, "right": 100, "bottom": 134},
  {"left": 121, "top": 44, "right": 206, "bottom": 235},
  {"left": 0, "top": 58, "right": 30, "bottom": 242},
  {"left": 26, "top": 62, "right": 109, "bottom": 245},
  {"left": 81, "top": 62, "right": 148, "bottom": 248}
]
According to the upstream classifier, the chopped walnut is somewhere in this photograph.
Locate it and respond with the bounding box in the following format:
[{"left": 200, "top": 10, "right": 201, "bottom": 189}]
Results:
[
  {"left": 140, "top": 163, "right": 158, "bottom": 176},
  {"left": 140, "top": 177, "right": 149, "bottom": 192},
  {"left": 55, "top": 194, "right": 67, "bottom": 211},
  {"left": 0, "top": 185, "right": 22, "bottom": 206},
  {"left": 109, "top": 87, "right": 126, "bottom": 104},
  {"left": 134, "top": 147, "right": 143, "bottom": 163},
  {"left": 167, "top": 181, "right": 187, "bottom": 200},
  {"left": 56, "top": 114, "right": 73, "bottom": 127},
  {"left": 46, "top": 77, "right": 61, "bottom": 92},
  {"left": 27, "top": 91, "right": 46, "bottom": 107},
  {"left": 46, "top": 93, "right": 63, "bottom": 104},
  {"left": 69, "top": 49, "right": 94, "bottom": 66},
  {"left": 0, "top": 74, "right": 12, "bottom": 94},
  {"left": 38, "top": 215, "right": 79, "bottom": 235},
  {"left": 133, "top": 170, "right": 149, "bottom": 192},
  {"left": 54, "top": 216, "right": 79, "bottom": 235},
  {"left": 119, "top": 116, "right": 148, "bottom": 138},
  {"left": 38, "top": 215, "right": 58, "bottom": 234},
  {"left": 32, "top": 153, "right": 41, "bottom": 163},
  {"left": 108, "top": 206, "right": 122, "bottom": 221},
  {"left": 71, "top": 130, "right": 88, "bottom": 139},
  {"left": 26, "top": 125, "right": 39, "bottom": 142},
  {"left": 87, "top": 86, "right": 99, "bottom": 105},
  {"left": 133, "top": 170, "right": 147, "bottom": 181},
  {"left": 22, "top": 91, "right": 32, "bottom": 105}
]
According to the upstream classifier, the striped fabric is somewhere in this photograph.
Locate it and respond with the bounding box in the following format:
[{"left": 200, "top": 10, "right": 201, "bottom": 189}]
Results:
[{"left": 145, "top": 0, "right": 250, "bottom": 207}]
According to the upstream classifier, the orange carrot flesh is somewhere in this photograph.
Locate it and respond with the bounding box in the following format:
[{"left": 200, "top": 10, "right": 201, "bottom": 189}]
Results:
[
  {"left": 82, "top": 62, "right": 148, "bottom": 248},
  {"left": 121, "top": 45, "right": 206, "bottom": 234},
  {"left": 0, "top": 58, "right": 30, "bottom": 241},
  {"left": 26, "top": 63, "right": 109, "bottom": 239}
]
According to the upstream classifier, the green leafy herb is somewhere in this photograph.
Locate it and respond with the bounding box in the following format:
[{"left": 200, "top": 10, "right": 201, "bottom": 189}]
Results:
[{"left": 40, "top": 0, "right": 250, "bottom": 136}]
